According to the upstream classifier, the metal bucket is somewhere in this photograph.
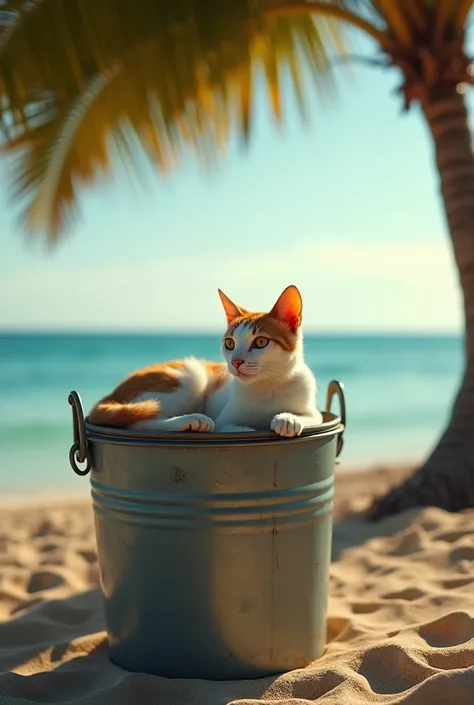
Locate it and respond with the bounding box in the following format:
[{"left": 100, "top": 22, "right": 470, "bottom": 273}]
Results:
[{"left": 68, "top": 380, "right": 346, "bottom": 680}]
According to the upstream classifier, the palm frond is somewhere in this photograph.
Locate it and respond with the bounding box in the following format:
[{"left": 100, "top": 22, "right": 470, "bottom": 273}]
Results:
[
  {"left": 265, "top": 1, "right": 390, "bottom": 48},
  {"left": 0, "top": 2, "right": 343, "bottom": 242},
  {"left": 3, "top": 1, "right": 472, "bottom": 244},
  {"left": 374, "top": 1, "right": 413, "bottom": 44}
]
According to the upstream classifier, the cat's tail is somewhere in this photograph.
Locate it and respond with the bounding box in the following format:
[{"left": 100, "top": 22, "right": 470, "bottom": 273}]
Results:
[{"left": 89, "top": 400, "right": 160, "bottom": 427}]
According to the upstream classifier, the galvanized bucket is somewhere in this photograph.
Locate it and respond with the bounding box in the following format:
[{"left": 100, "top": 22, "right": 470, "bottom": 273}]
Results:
[{"left": 68, "top": 380, "right": 346, "bottom": 680}]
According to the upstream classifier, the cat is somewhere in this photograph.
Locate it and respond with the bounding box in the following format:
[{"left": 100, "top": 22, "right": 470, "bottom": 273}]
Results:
[{"left": 88, "top": 285, "right": 322, "bottom": 436}]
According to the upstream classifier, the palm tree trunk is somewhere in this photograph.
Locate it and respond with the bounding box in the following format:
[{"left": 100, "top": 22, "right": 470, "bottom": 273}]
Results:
[{"left": 370, "top": 86, "right": 474, "bottom": 520}]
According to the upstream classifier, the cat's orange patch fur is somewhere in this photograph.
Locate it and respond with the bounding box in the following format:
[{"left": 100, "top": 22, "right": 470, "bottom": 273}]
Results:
[
  {"left": 89, "top": 399, "right": 160, "bottom": 427},
  {"left": 89, "top": 360, "right": 227, "bottom": 427}
]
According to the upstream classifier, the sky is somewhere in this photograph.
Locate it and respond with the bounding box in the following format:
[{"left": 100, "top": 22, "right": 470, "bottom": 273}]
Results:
[{"left": 0, "top": 31, "right": 471, "bottom": 334}]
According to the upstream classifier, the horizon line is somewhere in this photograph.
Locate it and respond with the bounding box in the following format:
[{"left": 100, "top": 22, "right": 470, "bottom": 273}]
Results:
[{"left": 0, "top": 327, "right": 462, "bottom": 337}]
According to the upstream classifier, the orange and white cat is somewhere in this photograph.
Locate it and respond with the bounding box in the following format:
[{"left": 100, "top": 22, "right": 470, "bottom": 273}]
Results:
[{"left": 89, "top": 285, "right": 322, "bottom": 436}]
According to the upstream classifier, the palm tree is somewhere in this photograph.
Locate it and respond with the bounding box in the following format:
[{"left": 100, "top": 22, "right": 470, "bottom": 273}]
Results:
[{"left": 0, "top": 2, "right": 473, "bottom": 519}]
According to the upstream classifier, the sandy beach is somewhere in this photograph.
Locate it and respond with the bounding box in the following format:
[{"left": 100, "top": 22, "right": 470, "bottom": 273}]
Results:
[{"left": 0, "top": 463, "right": 473, "bottom": 704}]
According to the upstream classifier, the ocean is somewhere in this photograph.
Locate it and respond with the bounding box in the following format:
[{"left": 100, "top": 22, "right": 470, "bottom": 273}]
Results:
[{"left": 0, "top": 332, "right": 463, "bottom": 495}]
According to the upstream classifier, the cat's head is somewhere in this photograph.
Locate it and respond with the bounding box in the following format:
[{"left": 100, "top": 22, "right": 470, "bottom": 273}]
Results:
[{"left": 217, "top": 285, "right": 303, "bottom": 383}]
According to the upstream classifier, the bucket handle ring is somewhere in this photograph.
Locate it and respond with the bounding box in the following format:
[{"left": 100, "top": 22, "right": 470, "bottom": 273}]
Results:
[
  {"left": 68, "top": 391, "right": 92, "bottom": 476},
  {"left": 326, "top": 380, "right": 346, "bottom": 457}
]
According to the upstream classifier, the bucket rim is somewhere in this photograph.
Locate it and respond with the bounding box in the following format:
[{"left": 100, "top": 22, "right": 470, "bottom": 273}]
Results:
[
  {"left": 68, "top": 380, "right": 346, "bottom": 474},
  {"left": 83, "top": 410, "right": 343, "bottom": 446}
]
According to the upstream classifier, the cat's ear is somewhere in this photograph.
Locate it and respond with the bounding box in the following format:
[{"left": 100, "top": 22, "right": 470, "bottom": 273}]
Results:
[
  {"left": 218, "top": 289, "right": 247, "bottom": 324},
  {"left": 269, "top": 285, "right": 303, "bottom": 332}
]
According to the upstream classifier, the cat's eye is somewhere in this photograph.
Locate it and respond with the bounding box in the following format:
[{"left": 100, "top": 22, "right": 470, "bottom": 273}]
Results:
[
  {"left": 253, "top": 336, "right": 269, "bottom": 349},
  {"left": 224, "top": 338, "right": 235, "bottom": 350}
]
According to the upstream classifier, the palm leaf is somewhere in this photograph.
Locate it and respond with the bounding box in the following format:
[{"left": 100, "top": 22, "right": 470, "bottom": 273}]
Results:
[
  {"left": 374, "top": 0, "right": 413, "bottom": 44},
  {"left": 0, "top": 1, "right": 343, "bottom": 242}
]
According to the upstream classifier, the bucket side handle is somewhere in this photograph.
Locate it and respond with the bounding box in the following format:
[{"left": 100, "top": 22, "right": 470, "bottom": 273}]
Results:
[
  {"left": 325, "top": 380, "right": 346, "bottom": 458},
  {"left": 68, "top": 391, "right": 92, "bottom": 476}
]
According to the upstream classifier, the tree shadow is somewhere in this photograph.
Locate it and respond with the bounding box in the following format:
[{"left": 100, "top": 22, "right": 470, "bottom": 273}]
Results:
[
  {"left": 331, "top": 506, "right": 425, "bottom": 561},
  {"left": 0, "top": 588, "right": 105, "bottom": 673},
  {"left": 331, "top": 466, "right": 424, "bottom": 561}
]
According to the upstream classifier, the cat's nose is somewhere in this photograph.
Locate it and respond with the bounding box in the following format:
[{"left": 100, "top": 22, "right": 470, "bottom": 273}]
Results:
[{"left": 231, "top": 358, "right": 244, "bottom": 370}]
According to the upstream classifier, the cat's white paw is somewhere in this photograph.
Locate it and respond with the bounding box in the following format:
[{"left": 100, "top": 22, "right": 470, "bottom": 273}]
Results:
[
  {"left": 271, "top": 413, "right": 303, "bottom": 438},
  {"left": 181, "top": 414, "right": 215, "bottom": 432}
]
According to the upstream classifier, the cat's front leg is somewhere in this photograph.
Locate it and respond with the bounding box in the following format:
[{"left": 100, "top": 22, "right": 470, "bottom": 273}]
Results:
[
  {"left": 271, "top": 412, "right": 322, "bottom": 438},
  {"left": 271, "top": 413, "right": 304, "bottom": 438}
]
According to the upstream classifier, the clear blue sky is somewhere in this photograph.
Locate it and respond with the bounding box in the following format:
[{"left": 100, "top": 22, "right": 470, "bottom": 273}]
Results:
[{"left": 0, "top": 32, "right": 471, "bottom": 334}]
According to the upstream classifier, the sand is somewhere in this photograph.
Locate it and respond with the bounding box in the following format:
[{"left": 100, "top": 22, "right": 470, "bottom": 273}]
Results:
[{"left": 0, "top": 464, "right": 473, "bottom": 704}]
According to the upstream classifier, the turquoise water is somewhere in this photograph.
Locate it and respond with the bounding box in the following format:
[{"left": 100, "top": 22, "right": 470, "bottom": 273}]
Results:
[{"left": 0, "top": 332, "right": 463, "bottom": 495}]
